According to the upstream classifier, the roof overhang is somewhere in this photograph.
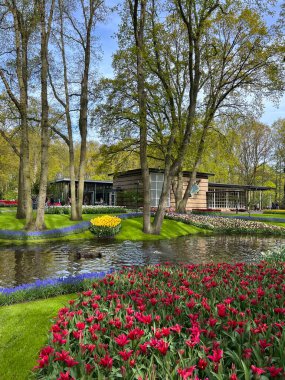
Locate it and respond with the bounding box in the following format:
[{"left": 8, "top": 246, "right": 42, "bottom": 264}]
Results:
[
  {"left": 208, "top": 182, "right": 274, "bottom": 191},
  {"left": 110, "top": 168, "right": 214, "bottom": 179}
]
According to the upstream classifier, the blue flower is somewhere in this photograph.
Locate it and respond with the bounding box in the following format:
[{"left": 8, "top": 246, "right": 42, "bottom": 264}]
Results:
[{"left": 0, "top": 269, "right": 114, "bottom": 294}]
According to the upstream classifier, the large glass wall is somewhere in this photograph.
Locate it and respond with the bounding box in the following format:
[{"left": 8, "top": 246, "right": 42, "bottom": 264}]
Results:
[{"left": 207, "top": 190, "right": 246, "bottom": 209}]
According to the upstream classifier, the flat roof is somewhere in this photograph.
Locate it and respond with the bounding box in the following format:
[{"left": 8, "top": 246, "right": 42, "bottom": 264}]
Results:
[
  {"left": 50, "top": 178, "right": 113, "bottom": 184},
  {"left": 209, "top": 183, "right": 274, "bottom": 191},
  {"left": 110, "top": 168, "right": 214, "bottom": 178}
]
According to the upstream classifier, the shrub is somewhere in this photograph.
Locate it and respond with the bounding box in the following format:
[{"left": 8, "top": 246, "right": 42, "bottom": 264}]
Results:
[
  {"left": 89, "top": 215, "right": 121, "bottom": 237},
  {"left": 34, "top": 263, "right": 285, "bottom": 379},
  {"left": 45, "top": 206, "right": 127, "bottom": 215},
  {"left": 191, "top": 209, "right": 221, "bottom": 216},
  {"left": 261, "top": 245, "right": 285, "bottom": 263},
  {"left": 263, "top": 209, "right": 285, "bottom": 215}
]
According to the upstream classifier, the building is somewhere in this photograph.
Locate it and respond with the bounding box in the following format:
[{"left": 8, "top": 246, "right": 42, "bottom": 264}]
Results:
[
  {"left": 49, "top": 179, "right": 115, "bottom": 205},
  {"left": 207, "top": 183, "right": 273, "bottom": 210},
  {"left": 50, "top": 170, "right": 273, "bottom": 210},
  {"left": 112, "top": 169, "right": 273, "bottom": 211}
]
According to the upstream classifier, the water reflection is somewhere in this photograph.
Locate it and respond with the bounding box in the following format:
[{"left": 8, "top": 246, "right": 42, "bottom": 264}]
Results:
[{"left": 0, "top": 235, "right": 284, "bottom": 287}]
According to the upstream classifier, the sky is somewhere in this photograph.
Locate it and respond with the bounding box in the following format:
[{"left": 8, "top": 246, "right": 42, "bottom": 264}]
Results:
[{"left": 95, "top": 0, "right": 284, "bottom": 126}]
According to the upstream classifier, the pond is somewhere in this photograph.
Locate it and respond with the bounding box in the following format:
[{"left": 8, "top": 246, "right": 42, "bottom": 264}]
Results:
[{"left": 0, "top": 234, "right": 284, "bottom": 288}]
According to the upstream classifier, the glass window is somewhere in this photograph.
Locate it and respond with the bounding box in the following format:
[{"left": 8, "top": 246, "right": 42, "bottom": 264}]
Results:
[
  {"left": 207, "top": 189, "right": 246, "bottom": 209},
  {"left": 150, "top": 173, "right": 170, "bottom": 207}
]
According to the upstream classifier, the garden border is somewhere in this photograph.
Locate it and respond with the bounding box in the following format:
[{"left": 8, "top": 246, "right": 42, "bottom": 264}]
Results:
[{"left": 0, "top": 213, "right": 144, "bottom": 241}]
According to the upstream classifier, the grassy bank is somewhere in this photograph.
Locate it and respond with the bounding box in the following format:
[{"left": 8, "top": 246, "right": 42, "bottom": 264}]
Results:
[
  {"left": 0, "top": 212, "right": 98, "bottom": 231},
  {"left": 0, "top": 294, "right": 75, "bottom": 380},
  {"left": 0, "top": 214, "right": 210, "bottom": 243},
  {"left": 115, "top": 217, "right": 208, "bottom": 240}
]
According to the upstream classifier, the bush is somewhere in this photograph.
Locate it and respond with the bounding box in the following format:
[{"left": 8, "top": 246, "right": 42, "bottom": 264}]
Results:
[
  {"left": 261, "top": 245, "right": 285, "bottom": 263},
  {"left": 34, "top": 263, "right": 285, "bottom": 379},
  {"left": 191, "top": 209, "right": 221, "bottom": 216},
  {"left": 45, "top": 206, "right": 127, "bottom": 215},
  {"left": 89, "top": 215, "right": 122, "bottom": 237},
  {"left": 263, "top": 209, "right": 285, "bottom": 215}
]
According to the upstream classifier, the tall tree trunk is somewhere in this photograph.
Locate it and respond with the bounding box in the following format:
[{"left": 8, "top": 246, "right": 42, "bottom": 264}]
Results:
[
  {"left": 16, "top": 155, "right": 26, "bottom": 219},
  {"left": 19, "top": 40, "right": 33, "bottom": 228},
  {"left": 58, "top": 0, "right": 78, "bottom": 220},
  {"left": 177, "top": 114, "right": 213, "bottom": 214},
  {"left": 76, "top": 44, "right": 90, "bottom": 220},
  {"left": 0, "top": 4, "right": 35, "bottom": 227},
  {"left": 35, "top": 0, "right": 54, "bottom": 230},
  {"left": 129, "top": 0, "right": 152, "bottom": 233},
  {"left": 151, "top": 168, "right": 173, "bottom": 234},
  {"left": 172, "top": 172, "right": 183, "bottom": 211},
  {"left": 22, "top": 112, "right": 33, "bottom": 228},
  {"left": 76, "top": 4, "right": 96, "bottom": 220}
]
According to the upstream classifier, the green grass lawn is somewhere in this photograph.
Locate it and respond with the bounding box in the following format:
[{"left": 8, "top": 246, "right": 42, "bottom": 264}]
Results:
[
  {"left": 222, "top": 212, "right": 285, "bottom": 218},
  {"left": 0, "top": 213, "right": 210, "bottom": 243},
  {"left": 115, "top": 217, "right": 209, "bottom": 240},
  {"left": 0, "top": 212, "right": 100, "bottom": 231},
  {"left": 0, "top": 294, "right": 75, "bottom": 380}
]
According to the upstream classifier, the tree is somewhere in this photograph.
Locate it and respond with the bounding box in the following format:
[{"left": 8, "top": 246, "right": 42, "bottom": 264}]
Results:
[
  {"left": 49, "top": 0, "right": 105, "bottom": 220},
  {"left": 98, "top": 0, "right": 227, "bottom": 233},
  {"left": 174, "top": 1, "right": 284, "bottom": 212},
  {"left": 127, "top": 0, "right": 152, "bottom": 233},
  {"left": 34, "top": 0, "right": 55, "bottom": 230},
  {"left": 233, "top": 121, "right": 272, "bottom": 186},
  {"left": 0, "top": 1, "right": 38, "bottom": 226}
]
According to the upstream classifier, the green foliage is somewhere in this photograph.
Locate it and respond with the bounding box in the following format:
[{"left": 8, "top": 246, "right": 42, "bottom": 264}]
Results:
[
  {"left": 261, "top": 245, "right": 285, "bottom": 263},
  {"left": 44, "top": 206, "right": 127, "bottom": 215},
  {"left": 191, "top": 209, "right": 222, "bottom": 216},
  {"left": 263, "top": 209, "right": 285, "bottom": 215},
  {"left": 0, "top": 294, "right": 75, "bottom": 380},
  {"left": 89, "top": 215, "right": 122, "bottom": 237}
]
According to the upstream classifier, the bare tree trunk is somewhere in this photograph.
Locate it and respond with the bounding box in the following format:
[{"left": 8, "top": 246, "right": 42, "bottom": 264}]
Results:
[
  {"left": 129, "top": 0, "right": 152, "bottom": 233},
  {"left": 151, "top": 168, "right": 173, "bottom": 234},
  {"left": 75, "top": 2, "right": 99, "bottom": 220},
  {"left": 0, "top": 5, "right": 34, "bottom": 228},
  {"left": 17, "top": 34, "right": 33, "bottom": 228},
  {"left": 172, "top": 172, "right": 183, "bottom": 211},
  {"left": 76, "top": 30, "right": 91, "bottom": 220},
  {"left": 35, "top": 0, "right": 54, "bottom": 230},
  {"left": 176, "top": 112, "right": 214, "bottom": 214},
  {"left": 55, "top": 0, "right": 78, "bottom": 220},
  {"left": 16, "top": 155, "right": 26, "bottom": 219},
  {"left": 21, "top": 112, "right": 33, "bottom": 228}
]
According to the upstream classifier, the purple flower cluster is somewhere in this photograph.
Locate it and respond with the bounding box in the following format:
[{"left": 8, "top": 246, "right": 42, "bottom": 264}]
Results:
[
  {"left": 118, "top": 212, "right": 143, "bottom": 219},
  {"left": 0, "top": 269, "right": 114, "bottom": 294},
  {"left": 0, "top": 221, "right": 90, "bottom": 240}
]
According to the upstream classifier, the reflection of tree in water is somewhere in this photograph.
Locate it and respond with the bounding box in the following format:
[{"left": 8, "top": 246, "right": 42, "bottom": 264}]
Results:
[
  {"left": 14, "top": 247, "right": 26, "bottom": 286},
  {"left": 13, "top": 244, "right": 59, "bottom": 286},
  {"left": 1, "top": 236, "right": 284, "bottom": 287}
]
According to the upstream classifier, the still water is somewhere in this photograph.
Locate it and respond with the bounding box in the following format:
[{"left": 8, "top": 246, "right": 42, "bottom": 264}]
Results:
[{"left": 0, "top": 235, "right": 284, "bottom": 288}]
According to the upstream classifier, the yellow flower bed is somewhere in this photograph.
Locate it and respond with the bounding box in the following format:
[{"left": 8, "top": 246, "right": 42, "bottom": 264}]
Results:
[
  {"left": 263, "top": 210, "right": 285, "bottom": 215},
  {"left": 90, "top": 215, "right": 121, "bottom": 227},
  {"left": 89, "top": 215, "right": 121, "bottom": 237}
]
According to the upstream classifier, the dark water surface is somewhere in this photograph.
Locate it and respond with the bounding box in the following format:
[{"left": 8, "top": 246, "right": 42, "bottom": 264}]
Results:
[{"left": 0, "top": 235, "right": 284, "bottom": 287}]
